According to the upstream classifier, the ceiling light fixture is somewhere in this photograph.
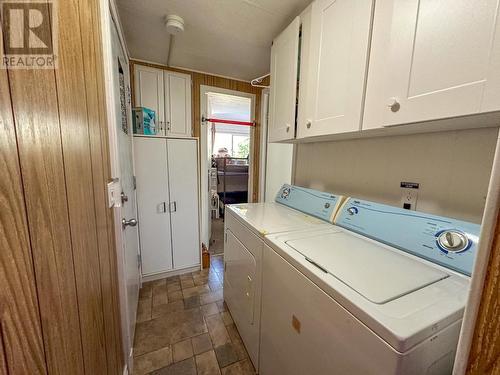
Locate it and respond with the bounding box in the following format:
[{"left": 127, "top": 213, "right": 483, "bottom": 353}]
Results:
[
  {"left": 165, "top": 14, "right": 185, "bottom": 35},
  {"left": 165, "top": 14, "right": 185, "bottom": 67}
]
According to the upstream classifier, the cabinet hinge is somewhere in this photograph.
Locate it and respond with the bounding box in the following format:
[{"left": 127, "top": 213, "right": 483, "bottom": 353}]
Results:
[
  {"left": 137, "top": 253, "right": 142, "bottom": 268},
  {"left": 133, "top": 176, "right": 137, "bottom": 190}
]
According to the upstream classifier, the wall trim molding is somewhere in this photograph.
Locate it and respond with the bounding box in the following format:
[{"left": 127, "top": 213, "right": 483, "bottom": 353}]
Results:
[{"left": 130, "top": 57, "right": 253, "bottom": 84}]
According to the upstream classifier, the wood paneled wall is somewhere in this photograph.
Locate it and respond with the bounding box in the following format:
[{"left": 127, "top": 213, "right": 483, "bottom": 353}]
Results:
[
  {"left": 130, "top": 60, "right": 265, "bottom": 202},
  {"left": 0, "top": 49, "right": 47, "bottom": 375},
  {"left": 467, "top": 210, "right": 500, "bottom": 375},
  {"left": 0, "top": 0, "right": 123, "bottom": 374}
]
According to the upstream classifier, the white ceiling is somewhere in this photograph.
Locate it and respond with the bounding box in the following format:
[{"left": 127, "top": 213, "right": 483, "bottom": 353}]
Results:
[{"left": 116, "top": 0, "right": 312, "bottom": 81}]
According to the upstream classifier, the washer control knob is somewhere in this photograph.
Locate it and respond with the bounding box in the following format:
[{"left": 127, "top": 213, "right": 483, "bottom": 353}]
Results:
[
  {"left": 347, "top": 207, "right": 358, "bottom": 215},
  {"left": 437, "top": 230, "right": 469, "bottom": 253}
]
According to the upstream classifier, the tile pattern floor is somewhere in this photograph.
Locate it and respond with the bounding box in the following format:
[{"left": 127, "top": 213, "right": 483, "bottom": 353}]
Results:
[{"left": 134, "top": 256, "right": 254, "bottom": 375}]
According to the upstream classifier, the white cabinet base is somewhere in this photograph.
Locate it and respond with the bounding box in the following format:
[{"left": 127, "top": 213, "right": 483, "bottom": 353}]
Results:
[{"left": 141, "top": 265, "right": 200, "bottom": 283}]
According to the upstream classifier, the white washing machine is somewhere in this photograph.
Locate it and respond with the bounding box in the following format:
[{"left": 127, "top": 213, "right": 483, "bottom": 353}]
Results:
[
  {"left": 223, "top": 184, "right": 345, "bottom": 370},
  {"left": 260, "top": 197, "right": 480, "bottom": 375}
]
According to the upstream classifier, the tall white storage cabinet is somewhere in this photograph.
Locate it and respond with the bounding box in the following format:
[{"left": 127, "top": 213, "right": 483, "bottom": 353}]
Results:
[
  {"left": 363, "top": 0, "right": 500, "bottom": 129},
  {"left": 134, "top": 137, "right": 200, "bottom": 277},
  {"left": 134, "top": 64, "right": 192, "bottom": 138}
]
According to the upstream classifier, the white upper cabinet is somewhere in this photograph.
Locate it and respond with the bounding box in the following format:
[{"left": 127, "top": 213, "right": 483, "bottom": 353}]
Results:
[
  {"left": 134, "top": 65, "right": 192, "bottom": 137},
  {"left": 164, "top": 71, "right": 192, "bottom": 137},
  {"left": 268, "top": 17, "right": 300, "bottom": 142},
  {"left": 364, "top": 0, "right": 500, "bottom": 130},
  {"left": 297, "top": 0, "right": 374, "bottom": 138},
  {"left": 134, "top": 65, "right": 165, "bottom": 134}
]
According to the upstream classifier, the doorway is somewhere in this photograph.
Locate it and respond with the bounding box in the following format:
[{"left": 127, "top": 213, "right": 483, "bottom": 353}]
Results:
[{"left": 200, "top": 86, "right": 256, "bottom": 254}]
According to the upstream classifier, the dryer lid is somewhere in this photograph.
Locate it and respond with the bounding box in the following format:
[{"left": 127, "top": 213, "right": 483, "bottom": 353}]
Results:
[{"left": 286, "top": 231, "right": 449, "bottom": 304}]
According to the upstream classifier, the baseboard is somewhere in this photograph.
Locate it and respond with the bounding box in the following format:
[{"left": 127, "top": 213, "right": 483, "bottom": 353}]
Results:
[{"left": 142, "top": 264, "right": 201, "bottom": 282}]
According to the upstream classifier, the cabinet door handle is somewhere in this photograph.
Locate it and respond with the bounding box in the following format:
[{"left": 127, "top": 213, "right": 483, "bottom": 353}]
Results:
[
  {"left": 169, "top": 201, "right": 177, "bottom": 213},
  {"left": 157, "top": 202, "right": 167, "bottom": 213},
  {"left": 387, "top": 97, "right": 400, "bottom": 112}
]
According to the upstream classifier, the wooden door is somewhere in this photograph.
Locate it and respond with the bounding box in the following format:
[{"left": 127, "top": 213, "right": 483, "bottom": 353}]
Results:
[
  {"left": 134, "top": 65, "right": 165, "bottom": 135},
  {"left": 167, "top": 139, "right": 201, "bottom": 269},
  {"left": 364, "top": 0, "right": 500, "bottom": 130},
  {"left": 298, "top": 0, "right": 373, "bottom": 138},
  {"left": 134, "top": 137, "right": 174, "bottom": 276},
  {"left": 165, "top": 71, "right": 192, "bottom": 137},
  {"left": 268, "top": 17, "right": 300, "bottom": 142}
]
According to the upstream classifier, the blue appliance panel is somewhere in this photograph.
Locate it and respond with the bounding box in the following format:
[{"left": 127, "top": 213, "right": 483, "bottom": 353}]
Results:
[
  {"left": 335, "top": 198, "right": 481, "bottom": 276},
  {"left": 275, "top": 184, "right": 343, "bottom": 223}
]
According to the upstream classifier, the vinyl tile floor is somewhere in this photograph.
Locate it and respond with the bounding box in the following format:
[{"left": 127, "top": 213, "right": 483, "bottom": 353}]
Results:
[{"left": 133, "top": 255, "right": 255, "bottom": 375}]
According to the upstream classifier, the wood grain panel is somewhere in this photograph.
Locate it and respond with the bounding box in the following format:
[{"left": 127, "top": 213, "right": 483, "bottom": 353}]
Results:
[
  {"left": 4, "top": 0, "right": 122, "bottom": 373},
  {"left": 78, "top": 0, "right": 123, "bottom": 372},
  {"left": 467, "top": 211, "right": 500, "bottom": 375},
  {"left": 0, "top": 44, "right": 47, "bottom": 375},
  {"left": 53, "top": 0, "right": 108, "bottom": 372},
  {"left": 130, "top": 60, "right": 264, "bottom": 202},
  {"left": 5, "top": 3, "right": 86, "bottom": 374}
]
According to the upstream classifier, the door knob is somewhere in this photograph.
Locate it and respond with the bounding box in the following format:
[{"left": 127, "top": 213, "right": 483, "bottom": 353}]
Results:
[
  {"left": 306, "top": 120, "right": 312, "bottom": 129},
  {"left": 122, "top": 218, "right": 137, "bottom": 229}
]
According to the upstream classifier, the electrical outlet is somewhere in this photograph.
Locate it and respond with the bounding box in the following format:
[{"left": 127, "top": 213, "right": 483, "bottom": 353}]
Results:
[{"left": 401, "top": 188, "right": 418, "bottom": 210}]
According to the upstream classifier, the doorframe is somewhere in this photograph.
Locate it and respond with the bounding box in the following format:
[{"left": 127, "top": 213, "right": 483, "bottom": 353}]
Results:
[
  {"left": 199, "top": 85, "right": 256, "bottom": 246},
  {"left": 259, "top": 89, "right": 270, "bottom": 202},
  {"left": 99, "top": 0, "right": 135, "bottom": 372},
  {"left": 453, "top": 135, "right": 500, "bottom": 374}
]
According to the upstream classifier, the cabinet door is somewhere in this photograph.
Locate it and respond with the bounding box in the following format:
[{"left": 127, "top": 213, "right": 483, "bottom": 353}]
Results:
[
  {"left": 296, "top": 6, "right": 312, "bottom": 137},
  {"left": 363, "top": 0, "right": 500, "bottom": 130},
  {"left": 298, "top": 0, "right": 373, "bottom": 138},
  {"left": 167, "top": 139, "right": 200, "bottom": 269},
  {"left": 268, "top": 17, "right": 300, "bottom": 142},
  {"left": 165, "top": 72, "right": 192, "bottom": 137},
  {"left": 134, "top": 65, "right": 165, "bottom": 135},
  {"left": 134, "top": 137, "right": 173, "bottom": 275}
]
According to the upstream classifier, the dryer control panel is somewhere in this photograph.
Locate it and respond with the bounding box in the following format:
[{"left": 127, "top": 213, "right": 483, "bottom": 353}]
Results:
[
  {"left": 275, "top": 184, "right": 344, "bottom": 223},
  {"left": 335, "top": 198, "right": 480, "bottom": 276}
]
